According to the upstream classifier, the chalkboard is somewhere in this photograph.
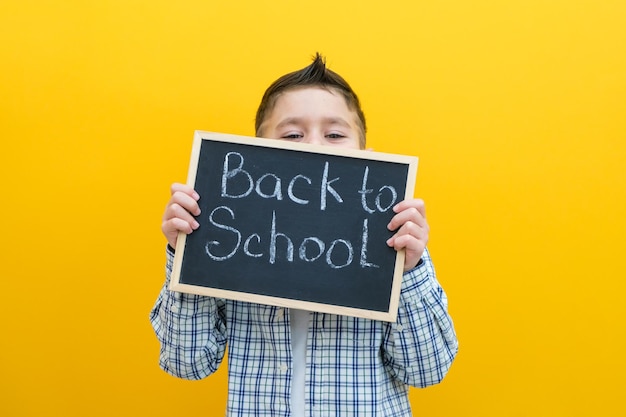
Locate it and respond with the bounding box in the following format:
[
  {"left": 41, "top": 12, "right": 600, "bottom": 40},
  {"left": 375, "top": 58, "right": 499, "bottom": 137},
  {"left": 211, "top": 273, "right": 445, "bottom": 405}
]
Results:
[{"left": 170, "top": 131, "right": 418, "bottom": 322}]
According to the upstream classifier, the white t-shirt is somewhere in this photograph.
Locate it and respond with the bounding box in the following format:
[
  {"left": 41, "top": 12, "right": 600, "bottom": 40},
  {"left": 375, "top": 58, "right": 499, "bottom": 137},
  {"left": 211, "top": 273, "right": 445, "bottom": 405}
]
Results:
[{"left": 289, "top": 309, "right": 309, "bottom": 416}]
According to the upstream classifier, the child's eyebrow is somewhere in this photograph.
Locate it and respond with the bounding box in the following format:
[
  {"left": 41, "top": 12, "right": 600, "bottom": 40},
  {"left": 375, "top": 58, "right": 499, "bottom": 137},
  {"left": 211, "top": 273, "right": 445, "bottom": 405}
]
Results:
[
  {"left": 324, "top": 117, "right": 352, "bottom": 128},
  {"left": 274, "top": 117, "right": 301, "bottom": 129},
  {"left": 275, "top": 117, "right": 352, "bottom": 129}
]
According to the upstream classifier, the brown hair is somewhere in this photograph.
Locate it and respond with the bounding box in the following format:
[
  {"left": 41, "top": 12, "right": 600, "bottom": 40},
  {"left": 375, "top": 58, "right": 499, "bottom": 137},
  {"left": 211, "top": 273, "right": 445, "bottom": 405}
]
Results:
[{"left": 255, "top": 53, "right": 367, "bottom": 148}]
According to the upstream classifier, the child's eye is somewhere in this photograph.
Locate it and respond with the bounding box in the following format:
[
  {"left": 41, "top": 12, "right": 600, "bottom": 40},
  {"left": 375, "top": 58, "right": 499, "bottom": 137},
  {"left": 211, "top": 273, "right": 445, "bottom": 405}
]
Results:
[
  {"left": 282, "top": 133, "right": 303, "bottom": 140},
  {"left": 326, "top": 133, "right": 345, "bottom": 139}
]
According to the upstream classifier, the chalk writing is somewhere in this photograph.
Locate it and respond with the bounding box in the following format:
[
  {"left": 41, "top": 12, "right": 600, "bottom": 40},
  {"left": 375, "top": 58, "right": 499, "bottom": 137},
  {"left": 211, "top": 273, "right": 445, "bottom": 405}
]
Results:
[{"left": 203, "top": 151, "right": 398, "bottom": 270}]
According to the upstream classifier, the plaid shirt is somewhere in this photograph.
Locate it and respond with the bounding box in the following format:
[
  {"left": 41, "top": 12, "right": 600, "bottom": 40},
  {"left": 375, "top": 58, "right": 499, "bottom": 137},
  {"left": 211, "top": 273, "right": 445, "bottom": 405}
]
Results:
[{"left": 150, "top": 247, "right": 458, "bottom": 416}]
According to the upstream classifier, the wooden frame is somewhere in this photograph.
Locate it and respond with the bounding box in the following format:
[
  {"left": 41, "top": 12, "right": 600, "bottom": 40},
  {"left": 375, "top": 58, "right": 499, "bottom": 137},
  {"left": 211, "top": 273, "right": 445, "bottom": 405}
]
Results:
[{"left": 169, "top": 131, "right": 418, "bottom": 322}]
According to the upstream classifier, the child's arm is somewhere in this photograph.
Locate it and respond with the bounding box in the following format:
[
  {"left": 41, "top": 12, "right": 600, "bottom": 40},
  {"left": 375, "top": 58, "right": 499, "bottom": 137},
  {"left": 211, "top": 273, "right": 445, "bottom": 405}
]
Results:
[
  {"left": 381, "top": 248, "right": 459, "bottom": 387},
  {"left": 150, "top": 183, "right": 227, "bottom": 380},
  {"left": 149, "top": 246, "right": 228, "bottom": 380},
  {"left": 382, "top": 199, "right": 459, "bottom": 387}
]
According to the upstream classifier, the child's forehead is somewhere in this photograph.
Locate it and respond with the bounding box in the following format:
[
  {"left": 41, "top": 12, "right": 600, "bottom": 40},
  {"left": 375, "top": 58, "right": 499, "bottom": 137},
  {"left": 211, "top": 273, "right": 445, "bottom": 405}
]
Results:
[
  {"left": 257, "top": 86, "right": 363, "bottom": 142},
  {"left": 271, "top": 87, "right": 353, "bottom": 115}
]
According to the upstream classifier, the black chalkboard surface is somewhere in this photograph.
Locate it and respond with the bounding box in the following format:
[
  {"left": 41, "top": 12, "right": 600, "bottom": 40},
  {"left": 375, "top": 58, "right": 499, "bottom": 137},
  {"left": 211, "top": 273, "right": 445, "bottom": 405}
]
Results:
[{"left": 170, "top": 131, "right": 418, "bottom": 322}]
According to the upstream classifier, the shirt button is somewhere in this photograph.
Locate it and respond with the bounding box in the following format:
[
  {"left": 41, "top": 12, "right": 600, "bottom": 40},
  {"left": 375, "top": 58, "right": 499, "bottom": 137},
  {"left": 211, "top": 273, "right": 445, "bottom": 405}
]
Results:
[
  {"left": 279, "top": 364, "right": 288, "bottom": 372},
  {"left": 396, "top": 324, "right": 404, "bottom": 332},
  {"left": 277, "top": 308, "right": 284, "bottom": 319}
]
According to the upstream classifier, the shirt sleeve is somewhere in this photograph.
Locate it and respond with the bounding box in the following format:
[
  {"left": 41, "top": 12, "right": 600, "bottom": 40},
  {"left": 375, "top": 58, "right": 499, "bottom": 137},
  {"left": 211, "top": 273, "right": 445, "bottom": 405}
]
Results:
[
  {"left": 381, "top": 247, "right": 459, "bottom": 388},
  {"left": 149, "top": 246, "right": 228, "bottom": 380}
]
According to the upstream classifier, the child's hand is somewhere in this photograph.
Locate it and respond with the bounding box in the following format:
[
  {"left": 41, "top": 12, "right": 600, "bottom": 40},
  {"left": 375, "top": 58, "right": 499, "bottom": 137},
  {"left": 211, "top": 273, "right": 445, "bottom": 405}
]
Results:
[
  {"left": 386, "top": 198, "right": 430, "bottom": 272},
  {"left": 161, "top": 183, "right": 201, "bottom": 249}
]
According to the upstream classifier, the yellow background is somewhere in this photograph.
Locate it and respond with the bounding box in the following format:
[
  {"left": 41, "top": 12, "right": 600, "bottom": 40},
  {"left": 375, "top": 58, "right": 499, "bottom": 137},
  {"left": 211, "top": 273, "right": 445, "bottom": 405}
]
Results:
[{"left": 1, "top": 0, "right": 624, "bottom": 415}]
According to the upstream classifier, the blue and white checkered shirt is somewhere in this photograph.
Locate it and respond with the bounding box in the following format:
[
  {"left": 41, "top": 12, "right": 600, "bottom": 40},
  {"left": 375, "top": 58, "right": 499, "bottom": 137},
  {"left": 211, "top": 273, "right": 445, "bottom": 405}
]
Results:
[{"left": 150, "top": 247, "right": 458, "bottom": 416}]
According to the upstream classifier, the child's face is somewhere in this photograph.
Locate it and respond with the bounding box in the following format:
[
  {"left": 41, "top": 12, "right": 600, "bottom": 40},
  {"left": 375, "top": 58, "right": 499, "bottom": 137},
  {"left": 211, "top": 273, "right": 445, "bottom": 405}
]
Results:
[{"left": 260, "top": 87, "right": 362, "bottom": 150}]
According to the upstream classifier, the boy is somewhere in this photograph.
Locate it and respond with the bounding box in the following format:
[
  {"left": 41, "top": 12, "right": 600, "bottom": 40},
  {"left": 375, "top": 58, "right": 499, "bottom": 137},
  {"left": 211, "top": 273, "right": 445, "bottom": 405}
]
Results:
[{"left": 151, "top": 54, "right": 458, "bottom": 416}]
